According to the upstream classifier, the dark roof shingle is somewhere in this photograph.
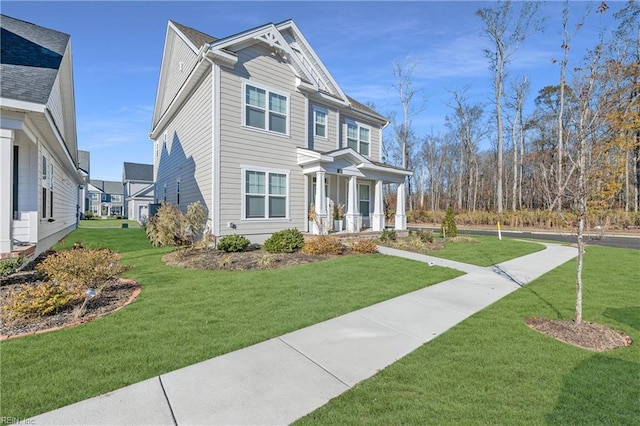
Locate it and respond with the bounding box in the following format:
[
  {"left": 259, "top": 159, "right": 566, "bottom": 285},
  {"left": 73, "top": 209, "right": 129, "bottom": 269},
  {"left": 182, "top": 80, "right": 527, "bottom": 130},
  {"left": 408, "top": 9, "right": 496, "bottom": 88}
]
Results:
[
  {"left": 123, "top": 162, "right": 153, "bottom": 182},
  {"left": 170, "top": 20, "right": 216, "bottom": 49},
  {"left": 0, "top": 14, "right": 69, "bottom": 104}
]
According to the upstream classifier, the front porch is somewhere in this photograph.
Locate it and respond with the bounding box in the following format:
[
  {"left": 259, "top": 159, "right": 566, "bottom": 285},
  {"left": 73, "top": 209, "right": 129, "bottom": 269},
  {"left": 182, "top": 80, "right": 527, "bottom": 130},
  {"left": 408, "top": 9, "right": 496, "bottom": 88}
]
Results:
[{"left": 298, "top": 147, "right": 412, "bottom": 235}]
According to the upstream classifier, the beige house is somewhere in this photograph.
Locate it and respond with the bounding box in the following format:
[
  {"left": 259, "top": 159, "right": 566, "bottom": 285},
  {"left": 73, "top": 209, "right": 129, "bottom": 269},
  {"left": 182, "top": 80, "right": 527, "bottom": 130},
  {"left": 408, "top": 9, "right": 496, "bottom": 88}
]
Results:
[
  {"left": 0, "top": 14, "right": 83, "bottom": 259},
  {"left": 150, "top": 19, "right": 410, "bottom": 242}
]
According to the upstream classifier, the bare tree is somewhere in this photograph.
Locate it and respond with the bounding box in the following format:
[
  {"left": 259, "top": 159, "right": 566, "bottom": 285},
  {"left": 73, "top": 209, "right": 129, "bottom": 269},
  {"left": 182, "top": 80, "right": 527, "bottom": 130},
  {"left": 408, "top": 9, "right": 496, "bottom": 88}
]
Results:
[
  {"left": 476, "top": 0, "right": 544, "bottom": 213},
  {"left": 505, "top": 76, "right": 530, "bottom": 211},
  {"left": 391, "top": 57, "right": 426, "bottom": 210}
]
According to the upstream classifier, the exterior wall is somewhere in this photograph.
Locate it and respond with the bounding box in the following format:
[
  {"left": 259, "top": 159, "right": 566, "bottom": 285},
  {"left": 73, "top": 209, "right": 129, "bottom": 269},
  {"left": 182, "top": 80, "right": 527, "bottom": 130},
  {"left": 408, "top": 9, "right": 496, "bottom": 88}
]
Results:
[
  {"left": 339, "top": 113, "right": 382, "bottom": 161},
  {"left": 154, "top": 68, "right": 213, "bottom": 216},
  {"left": 154, "top": 29, "right": 200, "bottom": 127},
  {"left": 127, "top": 199, "right": 152, "bottom": 222},
  {"left": 308, "top": 102, "right": 338, "bottom": 152},
  {"left": 217, "top": 43, "right": 306, "bottom": 241},
  {"left": 37, "top": 141, "right": 79, "bottom": 242}
]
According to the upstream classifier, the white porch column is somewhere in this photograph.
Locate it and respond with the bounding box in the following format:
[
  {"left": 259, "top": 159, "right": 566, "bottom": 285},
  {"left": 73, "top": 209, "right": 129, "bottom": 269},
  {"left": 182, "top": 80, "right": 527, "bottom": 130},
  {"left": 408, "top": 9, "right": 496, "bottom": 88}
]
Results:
[
  {"left": 313, "top": 171, "right": 327, "bottom": 234},
  {"left": 394, "top": 182, "right": 407, "bottom": 231},
  {"left": 372, "top": 180, "right": 385, "bottom": 231},
  {"left": 0, "top": 129, "right": 14, "bottom": 255},
  {"left": 346, "top": 175, "right": 359, "bottom": 233}
]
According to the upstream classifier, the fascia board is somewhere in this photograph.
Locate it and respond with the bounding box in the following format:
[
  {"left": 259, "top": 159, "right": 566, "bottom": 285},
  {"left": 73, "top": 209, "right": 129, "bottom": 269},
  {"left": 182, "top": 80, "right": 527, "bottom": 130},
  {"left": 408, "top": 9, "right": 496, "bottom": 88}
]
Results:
[{"left": 0, "top": 98, "right": 46, "bottom": 114}]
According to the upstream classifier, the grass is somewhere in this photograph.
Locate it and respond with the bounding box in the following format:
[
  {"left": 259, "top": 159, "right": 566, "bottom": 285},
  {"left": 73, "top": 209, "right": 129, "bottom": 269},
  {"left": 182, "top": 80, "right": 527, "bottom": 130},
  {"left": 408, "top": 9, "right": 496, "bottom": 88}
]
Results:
[
  {"left": 297, "top": 245, "right": 640, "bottom": 425},
  {"left": 79, "top": 219, "right": 141, "bottom": 228},
  {"left": 428, "top": 234, "right": 545, "bottom": 266},
  {"left": 0, "top": 227, "right": 463, "bottom": 419}
]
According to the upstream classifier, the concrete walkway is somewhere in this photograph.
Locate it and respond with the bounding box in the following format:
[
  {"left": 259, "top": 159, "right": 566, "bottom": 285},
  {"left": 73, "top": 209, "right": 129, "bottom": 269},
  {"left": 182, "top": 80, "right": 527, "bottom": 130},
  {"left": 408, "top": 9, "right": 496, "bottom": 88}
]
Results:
[{"left": 29, "top": 243, "right": 577, "bottom": 426}]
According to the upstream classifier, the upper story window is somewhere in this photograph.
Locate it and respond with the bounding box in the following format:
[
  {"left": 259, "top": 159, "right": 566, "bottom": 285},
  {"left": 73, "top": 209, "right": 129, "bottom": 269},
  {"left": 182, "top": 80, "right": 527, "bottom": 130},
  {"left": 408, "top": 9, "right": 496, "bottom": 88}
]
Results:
[
  {"left": 111, "top": 194, "right": 121, "bottom": 202},
  {"left": 42, "top": 156, "right": 47, "bottom": 180},
  {"left": 244, "top": 83, "right": 288, "bottom": 135},
  {"left": 346, "top": 122, "right": 370, "bottom": 156},
  {"left": 314, "top": 108, "right": 327, "bottom": 138}
]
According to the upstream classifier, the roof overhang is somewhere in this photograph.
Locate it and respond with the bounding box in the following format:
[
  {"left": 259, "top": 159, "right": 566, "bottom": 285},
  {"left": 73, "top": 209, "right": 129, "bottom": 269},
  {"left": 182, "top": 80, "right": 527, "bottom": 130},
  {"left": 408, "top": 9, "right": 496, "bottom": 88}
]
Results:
[{"left": 297, "top": 147, "right": 411, "bottom": 183}]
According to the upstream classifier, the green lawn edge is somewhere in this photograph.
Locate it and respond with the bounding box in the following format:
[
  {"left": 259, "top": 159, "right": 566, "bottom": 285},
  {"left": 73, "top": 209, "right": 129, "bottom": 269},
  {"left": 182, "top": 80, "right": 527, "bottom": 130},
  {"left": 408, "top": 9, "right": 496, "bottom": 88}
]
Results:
[
  {"left": 296, "top": 245, "right": 640, "bottom": 425},
  {"left": 1, "top": 227, "right": 464, "bottom": 419}
]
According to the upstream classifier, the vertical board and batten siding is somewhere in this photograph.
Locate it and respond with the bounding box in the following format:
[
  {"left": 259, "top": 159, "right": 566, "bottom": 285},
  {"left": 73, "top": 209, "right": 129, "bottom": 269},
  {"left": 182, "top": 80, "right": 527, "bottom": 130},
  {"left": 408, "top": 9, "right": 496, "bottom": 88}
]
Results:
[
  {"left": 154, "top": 30, "right": 200, "bottom": 127},
  {"left": 308, "top": 102, "right": 338, "bottom": 152},
  {"left": 218, "top": 44, "right": 306, "bottom": 239},
  {"left": 154, "top": 69, "right": 213, "bottom": 214},
  {"left": 339, "top": 114, "right": 382, "bottom": 161}
]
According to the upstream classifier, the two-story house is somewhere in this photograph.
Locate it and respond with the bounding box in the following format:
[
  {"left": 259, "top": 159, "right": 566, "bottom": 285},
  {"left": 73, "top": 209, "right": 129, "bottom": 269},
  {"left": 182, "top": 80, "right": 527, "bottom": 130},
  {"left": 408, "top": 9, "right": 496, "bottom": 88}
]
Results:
[
  {"left": 88, "top": 179, "right": 123, "bottom": 217},
  {"left": 122, "top": 162, "right": 154, "bottom": 221},
  {"left": 150, "top": 19, "right": 410, "bottom": 243},
  {"left": 0, "top": 14, "right": 83, "bottom": 259}
]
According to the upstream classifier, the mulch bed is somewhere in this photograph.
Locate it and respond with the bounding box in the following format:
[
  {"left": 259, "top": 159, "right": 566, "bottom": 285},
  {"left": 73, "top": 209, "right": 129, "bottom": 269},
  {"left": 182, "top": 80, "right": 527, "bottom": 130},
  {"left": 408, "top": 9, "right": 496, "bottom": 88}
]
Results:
[
  {"left": 0, "top": 277, "right": 140, "bottom": 340},
  {"left": 162, "top": 247, "right": 340, "bottom": 271},
  {"left": 526, "top": 317, "right": 633, "bottom": 352}
]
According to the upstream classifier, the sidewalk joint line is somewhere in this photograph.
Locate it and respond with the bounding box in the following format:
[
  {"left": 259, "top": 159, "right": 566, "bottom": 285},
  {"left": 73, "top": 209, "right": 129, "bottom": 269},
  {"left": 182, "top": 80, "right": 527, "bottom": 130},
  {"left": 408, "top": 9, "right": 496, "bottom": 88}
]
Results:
[
  {"left": 277, "top": 337, "right": 351, "bottom": 388},
  {"left": 158, "top": 376, "right": 178, "bottom": 426}
]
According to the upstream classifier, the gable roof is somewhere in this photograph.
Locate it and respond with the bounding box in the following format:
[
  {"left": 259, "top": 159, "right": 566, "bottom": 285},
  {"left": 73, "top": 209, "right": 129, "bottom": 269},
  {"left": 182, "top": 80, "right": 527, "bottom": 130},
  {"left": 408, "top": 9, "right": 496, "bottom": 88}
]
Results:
[
  {"left": 123, "top": 162, "right": 153, "bottom": 182},
  {"left": 90, "top": 180, "right": 123, "bottom": 195},
  {"left": 78, "top": 150, "right": 90, "bottom": 174},
  {"left": 0, "top": 14, "right": 70, "bottom": 105},
  {"left": 170, "top": 20, "right": 216, "bottom": 51}
]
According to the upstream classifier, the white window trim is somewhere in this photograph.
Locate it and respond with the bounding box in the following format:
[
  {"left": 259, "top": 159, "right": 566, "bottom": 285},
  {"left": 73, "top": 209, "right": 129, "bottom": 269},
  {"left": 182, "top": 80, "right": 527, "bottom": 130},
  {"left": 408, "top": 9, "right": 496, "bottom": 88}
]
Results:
[
  {"left": 313, "top": 106, "right": 328, "bottom": 139},
  {"left": 358, "top": 183, "right": 371, "bottom": 218},
  {"left": 241, "top": 80, "right": 291, "bottom": 137},
  {"left": 345, "top": 120, "right": 371, "bottom": 157},
  {"left": 240, "top": 165, "right": 290, "bottom": 221}
]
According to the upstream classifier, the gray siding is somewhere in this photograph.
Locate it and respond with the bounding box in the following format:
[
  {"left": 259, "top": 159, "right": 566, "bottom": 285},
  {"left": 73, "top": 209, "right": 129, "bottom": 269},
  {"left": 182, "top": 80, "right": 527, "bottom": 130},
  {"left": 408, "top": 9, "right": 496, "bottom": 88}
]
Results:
[
  {"left": 154, "top": 29, "right": 200, "bottom": 127},
  {"left": 339, "top": 114, "right": 381, "bottom": 160},
  {"left": 217, "top": 44, "right": 306, "bottom": 240},
  {"left": 308, "top": 102, "right": 338, "bottom": 152},
  {"left": 155, "top": 69, "right": 213, "bottom": 216}
]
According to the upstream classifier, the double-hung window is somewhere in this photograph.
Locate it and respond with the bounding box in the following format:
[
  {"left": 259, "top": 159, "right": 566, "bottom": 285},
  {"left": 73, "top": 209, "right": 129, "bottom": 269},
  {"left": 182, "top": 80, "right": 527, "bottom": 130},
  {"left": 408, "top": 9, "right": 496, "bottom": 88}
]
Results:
[
  {"left": 244, "top": 169, "right": 288, "bottom": 219},
  {"left": 346, "top": 122, "right": 370, "bottom": 156},
  {"left": 245, "top": 84, "right": 288, "bottom": 134},
  {"left": 314, "top": 108, "right": 327, "bottom": 138}
]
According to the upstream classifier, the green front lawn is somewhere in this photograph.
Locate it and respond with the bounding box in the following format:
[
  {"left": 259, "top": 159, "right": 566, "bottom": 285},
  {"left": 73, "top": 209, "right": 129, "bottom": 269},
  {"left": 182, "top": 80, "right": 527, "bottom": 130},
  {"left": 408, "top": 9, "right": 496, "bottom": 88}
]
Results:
[
  {"left": 429, "top": 234, "right": 545, "bottom": 266},
  {"left": 0, "top": 228, "right": 462, "bottom": 419},
  {"left": 79, "top": 219, "right": 141, "bottom": 228},
  {"left": 298, "top": 245, "right": 640, "bottom": 425}
]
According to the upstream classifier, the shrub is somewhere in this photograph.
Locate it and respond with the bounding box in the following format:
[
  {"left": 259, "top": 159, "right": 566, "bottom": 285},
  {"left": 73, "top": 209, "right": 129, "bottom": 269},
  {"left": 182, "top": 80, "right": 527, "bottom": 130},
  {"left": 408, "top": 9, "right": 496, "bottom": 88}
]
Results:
[
  {"left": 414, "top": 229, "right": 434, "bottom": 243},
  {"left": 263, "top": 229, "right": 305, "bottom": 253},
  {"left": 302, "top": 236, "right": 344, "bottom": 255},
  {"left": 217, "top": 234, "right": 250, "bottom": 252},
  {"left": 145, "top": 201, "right": 208, "bottom": 247},
  {"left": 36, "top": 249, "right": 131, "bottom": 300},
  {"left": 379, "top": 229, "right": 397, "bottom": 242},
  {"left": 441, "top": 207, "right": 458, "bottom": 238},
  {"left": 0, "top": 257, "right": 24, "bottom": 277},
  {"left": 258, "top": 253, "right": 277, "bottom": 269},
  {"left": 84, "top": 211, "right": 94, "bottom": 220},
  {"left": 348, "top": 239, "right": 378, "bottom": 254},
  {"left": 2, "top": 283, "right": 75, "bottom": 318}
]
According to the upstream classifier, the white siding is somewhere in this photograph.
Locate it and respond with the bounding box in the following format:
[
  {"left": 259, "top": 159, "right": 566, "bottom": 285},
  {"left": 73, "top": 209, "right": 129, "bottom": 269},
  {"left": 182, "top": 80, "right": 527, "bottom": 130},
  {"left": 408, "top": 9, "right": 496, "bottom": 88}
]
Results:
[
  {"left": 217, "top": 44, "right": 306, "bottom": 240},
  {"left": 155, "top": 69, "right": 213, "bottom": 215}
]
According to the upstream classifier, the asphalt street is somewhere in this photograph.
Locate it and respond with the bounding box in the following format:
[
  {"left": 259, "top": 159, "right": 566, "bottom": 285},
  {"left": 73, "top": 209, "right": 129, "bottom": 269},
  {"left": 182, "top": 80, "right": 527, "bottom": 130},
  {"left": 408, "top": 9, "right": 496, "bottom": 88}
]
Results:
[{"left": 409, "top": 226, "right": 640, "bottom": 250}]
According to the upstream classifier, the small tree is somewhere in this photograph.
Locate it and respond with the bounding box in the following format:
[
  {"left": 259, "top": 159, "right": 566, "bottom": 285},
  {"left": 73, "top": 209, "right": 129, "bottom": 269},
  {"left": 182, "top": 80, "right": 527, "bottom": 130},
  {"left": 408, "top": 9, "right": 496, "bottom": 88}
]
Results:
[{"left": 441, "top": 207, "right": 458, "bottom": 238}]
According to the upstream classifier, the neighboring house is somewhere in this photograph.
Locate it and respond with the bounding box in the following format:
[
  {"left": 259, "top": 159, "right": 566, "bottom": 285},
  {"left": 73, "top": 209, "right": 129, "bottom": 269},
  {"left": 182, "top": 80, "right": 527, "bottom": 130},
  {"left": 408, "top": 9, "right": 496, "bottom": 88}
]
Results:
[
  {"left": 122, "top": 162, "right": 154, "bottom": 221},
  {"left": 78, "top": 150, "right": 90, "bottom": 216},
  {"left": 0, "top": 15, "right": 83, "bottom": 259},
  {"left": 88, "top": 180, "right": 124, "bottom": 217},
  {"left": 150, "top": 19, "right": 410, "bottom": 243}
]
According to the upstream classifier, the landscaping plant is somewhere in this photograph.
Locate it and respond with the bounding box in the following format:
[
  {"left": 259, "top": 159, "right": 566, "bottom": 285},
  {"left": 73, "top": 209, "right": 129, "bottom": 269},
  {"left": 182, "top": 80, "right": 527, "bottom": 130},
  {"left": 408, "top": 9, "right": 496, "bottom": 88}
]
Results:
[
  {"left": 302, "top": 235, "right": 344, "bottom": 255},
  {"left": 263, "top": 228, "right": 305, "bottom": 253},
  {"left": 441, "top": 207, "right": 458, "bottom": 238},
  {"left": 216, "top": 234, "right": 251, "bottom": 252}
]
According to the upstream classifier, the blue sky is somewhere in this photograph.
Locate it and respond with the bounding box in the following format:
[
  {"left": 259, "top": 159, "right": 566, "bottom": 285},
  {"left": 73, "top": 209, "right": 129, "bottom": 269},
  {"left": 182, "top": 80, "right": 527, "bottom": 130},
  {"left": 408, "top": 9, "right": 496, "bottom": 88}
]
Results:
[{"left": 3, "top": 1, "right": 622, "bottom": 181}]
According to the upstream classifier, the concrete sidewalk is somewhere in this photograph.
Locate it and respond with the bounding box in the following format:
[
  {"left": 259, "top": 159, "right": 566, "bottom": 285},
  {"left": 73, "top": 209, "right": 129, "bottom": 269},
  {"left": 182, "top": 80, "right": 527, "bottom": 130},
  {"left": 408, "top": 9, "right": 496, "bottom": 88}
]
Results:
[{"left": 29, "top": 243, "right": 577, "bottom": 426}]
